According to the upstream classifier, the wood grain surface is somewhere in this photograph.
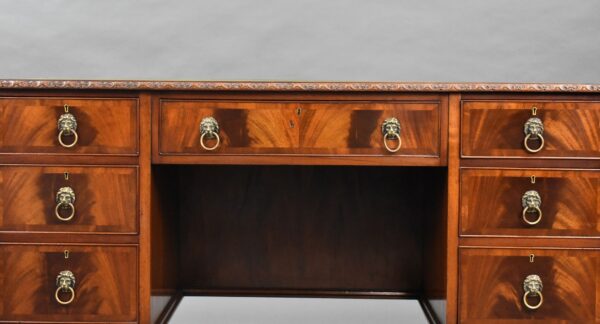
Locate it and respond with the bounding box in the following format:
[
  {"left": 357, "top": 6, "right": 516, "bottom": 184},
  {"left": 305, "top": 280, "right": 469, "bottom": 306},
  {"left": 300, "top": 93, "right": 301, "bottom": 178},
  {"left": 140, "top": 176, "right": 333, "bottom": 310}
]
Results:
[
  {"left": 460, "top": 168, "right": 600, "bottom": 237},
  {"left": 459, "top": 248, "right": 600, "bottom": 323},
  {"left": 462, "top": 100, "right": 600, "bottom": 158},
  {"left": 0, "top": 244, "right": 137, "bottom": 322},
  {"left": 0, "top": 166, "right": 138, "bottom": 233},
  {"left": 0, "top": 97, "right": 138, "bottom": 155}
]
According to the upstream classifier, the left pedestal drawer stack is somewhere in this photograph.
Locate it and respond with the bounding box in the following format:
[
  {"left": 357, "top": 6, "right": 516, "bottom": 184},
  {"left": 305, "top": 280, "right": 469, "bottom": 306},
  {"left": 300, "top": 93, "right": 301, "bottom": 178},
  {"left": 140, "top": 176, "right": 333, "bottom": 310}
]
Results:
[{"left": 0, "top": 95, "right": 140, "bottom": 323}]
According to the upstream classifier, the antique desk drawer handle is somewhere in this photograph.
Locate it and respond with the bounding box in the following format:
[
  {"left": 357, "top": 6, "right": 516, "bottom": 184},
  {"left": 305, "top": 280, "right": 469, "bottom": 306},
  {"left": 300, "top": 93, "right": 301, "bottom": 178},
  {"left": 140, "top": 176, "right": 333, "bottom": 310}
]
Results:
[
  {"left": 55, "top": 186, "right": 76, "bottom": 222},
  {"left": 57, "top": 105, "right": 79, "bottom": 148},
  {"left": 523, "top": 116, "right": 544, "bottom": 153},
  {"left": 199, "top": 116, "right": 220, "bottom": 151},
  {"left": 523, "top": 274, "right": 543, "bottom": 310},
  {"left": 521, "top": 190, "right": 542, "bottom": 225},
  {"left": 382, "top": 117, "right": 402, "bottom": 153},
  {"left": 55, "top": 270, "right": 76, "bottom": 305}
]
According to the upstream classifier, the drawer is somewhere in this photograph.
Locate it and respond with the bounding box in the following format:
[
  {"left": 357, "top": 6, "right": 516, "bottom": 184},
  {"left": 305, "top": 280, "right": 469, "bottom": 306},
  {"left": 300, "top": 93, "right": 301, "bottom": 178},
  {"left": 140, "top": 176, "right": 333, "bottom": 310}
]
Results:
[
  {"left": 461, "top": 100, "right": 600, "bottom": 158},
  {"left": 159, "top": 100, "right": 440, "bottom": 157},
  {"left": 460, "top": 168, "right": 600, "bottom": 237},
  {"left": 0, "top": 244, "right": 137, "bottom": 322},
  {"left": 0, "top": 166, "right": 138, "bottom": 233},
  {"left": 460, "top": 248, "right": 600, "bottom": 323},
  {"left": 0, "top": 97, "right": 138, "bottom": 155}
]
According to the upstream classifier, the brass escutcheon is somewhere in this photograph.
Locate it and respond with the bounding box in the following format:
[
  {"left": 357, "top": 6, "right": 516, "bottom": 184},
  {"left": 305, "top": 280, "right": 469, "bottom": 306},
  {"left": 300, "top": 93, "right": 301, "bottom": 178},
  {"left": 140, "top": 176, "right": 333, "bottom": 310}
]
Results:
[
  {"left": 521, "top": 190, "right": 542, "bottom": 225},
  {"left": 55, "top": 270, "right": 76, "bottom": 305},
  {"left": 55, "top": 187, "right": 76, "bottom": 222},
  {"left": 381, "top": 117, "right": 402, "bottom": 153},
  {"left": 199, "top": 116, "right": 220, "bottom": 151},
  {"left": 523, "top": 274, "right": 543, "bottom": 310},
  {"left": 57, "top": 106, "right": 78, "bottom": 148}
]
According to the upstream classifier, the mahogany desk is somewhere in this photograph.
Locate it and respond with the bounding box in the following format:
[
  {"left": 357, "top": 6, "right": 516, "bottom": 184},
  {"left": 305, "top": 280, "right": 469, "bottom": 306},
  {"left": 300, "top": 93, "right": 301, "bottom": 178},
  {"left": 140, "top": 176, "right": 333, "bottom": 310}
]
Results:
[{"left": 0, "top": 80, "right": 599, "bottom": 323}]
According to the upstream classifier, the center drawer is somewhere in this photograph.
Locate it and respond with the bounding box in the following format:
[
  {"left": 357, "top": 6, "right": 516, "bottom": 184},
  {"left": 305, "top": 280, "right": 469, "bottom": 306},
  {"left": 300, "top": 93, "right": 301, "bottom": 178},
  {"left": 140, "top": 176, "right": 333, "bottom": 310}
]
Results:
[
  {"left": 459, "top": 248, "right": 600, "bottom": 323},
  {"left": 460, "top": 168, "right": 600, "bottom": 237},
  {"left": 0, "top": 244, "right": 137, "bottom": 323},
  {"left": 0, "top": 165, "right": 138, "bottom": 234},
  {"left": 158, "top": 100, "right": 441, "bottom": 158}
]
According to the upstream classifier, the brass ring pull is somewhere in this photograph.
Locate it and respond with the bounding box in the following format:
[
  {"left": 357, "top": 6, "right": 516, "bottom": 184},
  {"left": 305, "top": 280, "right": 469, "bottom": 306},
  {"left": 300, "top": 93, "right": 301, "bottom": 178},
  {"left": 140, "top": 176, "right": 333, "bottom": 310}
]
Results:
[
  {"left": 521, "top": 190, "right": 542, "bottom": 225},
  {"left": 523, "top": 274, "right": 543, "bottom": 310},
  {"left": 523, "top": 117, "right": 544, "bottom": 153},
  {"left": 55, "top": 187, "right": 76, "bottom": 222},
  {"left": 55, "top": 270, "right": 76, "bottom": 305},
  {"left": 55, "top": 286, "right": 75, "bottom": 305},
  {"left": 199, "top": 117, "right": 221, "bottom": 151},
  {"left": 383, "top": 132, "right": 402, "bottom": 153},
  {"left": 57, "top": 112, "right": 79, "bottom": 148},
  {"left": 381, "top": 117, "right": 402, "bottom": 153}
]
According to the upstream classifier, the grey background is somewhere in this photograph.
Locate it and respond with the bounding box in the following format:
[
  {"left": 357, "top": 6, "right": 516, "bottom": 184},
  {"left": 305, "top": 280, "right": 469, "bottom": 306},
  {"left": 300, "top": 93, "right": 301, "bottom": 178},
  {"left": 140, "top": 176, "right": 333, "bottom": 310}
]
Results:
[
  {"left": 1, "top": 0, "right": 599, "bottom": 82},
  {"left": 169, "top": 297, "right": 428, "bottom": 324}
]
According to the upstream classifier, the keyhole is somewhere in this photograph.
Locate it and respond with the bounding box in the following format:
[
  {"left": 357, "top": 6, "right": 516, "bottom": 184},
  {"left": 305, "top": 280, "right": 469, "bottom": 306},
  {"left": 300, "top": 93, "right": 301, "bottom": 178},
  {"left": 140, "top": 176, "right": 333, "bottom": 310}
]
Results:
[
  {"left": 289, "top": 120, "right": 295, "bottom": 128},
  {"left": 529, "top": 254, "right": 535, "bottom": 263},
  {"left": 64, "top": 250, "right": 70, "bottom": 259}
]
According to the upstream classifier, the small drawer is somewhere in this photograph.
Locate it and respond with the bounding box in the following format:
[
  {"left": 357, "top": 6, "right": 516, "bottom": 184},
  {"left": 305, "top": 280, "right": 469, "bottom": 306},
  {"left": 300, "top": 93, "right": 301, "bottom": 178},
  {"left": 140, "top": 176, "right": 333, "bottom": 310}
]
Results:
[
  {"left": 0, "top": 244, "right": 137, "bottom": 322},
  {"left": 0, "top": 97, "right": 138, "bottom": 155},
  {"left": 159, "top": 100, "right": 441, "bottom": 157},
  {"left": 460, "top": 248, "right": 600, "bottom": 323},
  {"left": 460, "top": 168, "right": 600, "bottom": 237},
  {"left": 461, "top": 100, "right": 600, "bottom": 158},
  {"left": 0, "top": 165, "right": 138, "bottom": 233}
]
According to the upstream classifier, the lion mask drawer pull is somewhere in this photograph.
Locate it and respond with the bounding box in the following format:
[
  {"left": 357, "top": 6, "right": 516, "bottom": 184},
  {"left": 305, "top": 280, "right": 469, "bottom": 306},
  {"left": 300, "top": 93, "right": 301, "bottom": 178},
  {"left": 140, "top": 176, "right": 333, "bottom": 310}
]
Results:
[{"left": 55, "top": 270, "right": 76, "bottom": 305}]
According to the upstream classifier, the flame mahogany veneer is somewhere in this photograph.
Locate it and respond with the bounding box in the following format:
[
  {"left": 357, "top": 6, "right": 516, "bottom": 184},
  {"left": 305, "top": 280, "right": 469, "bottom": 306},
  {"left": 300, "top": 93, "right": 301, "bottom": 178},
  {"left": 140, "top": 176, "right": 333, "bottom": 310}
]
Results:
[{"left": 0, "top": 80, "right": 598, "bottom": 323}]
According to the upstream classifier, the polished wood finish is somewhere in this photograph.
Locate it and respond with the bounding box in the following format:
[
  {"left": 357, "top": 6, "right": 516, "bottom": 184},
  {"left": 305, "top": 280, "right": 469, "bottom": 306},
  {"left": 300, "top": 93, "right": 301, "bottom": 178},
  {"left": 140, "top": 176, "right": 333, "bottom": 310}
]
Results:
[
  {"left": 460, "top": 168, "right": 600, "bottom": 237},
  {"left": 459, "top": 247, "right": 600, "bottom": 323},
  {"left": 0, "top": 165, "right": 138, "bottom": 233},
  {"left": 0, "top": 244, "right": 137, "bottom": 323},
  {"left": 176, "top": 165, "right": 445, "bottom": 293},
  {"left": 0, "top": 97, "right": 138, "bottom": 155},
  {"left": 159, "top": 99, "right": 440, "bottom": 158},
  {"left": 462, "top": 100, "right": 600, "bottom": 159}
]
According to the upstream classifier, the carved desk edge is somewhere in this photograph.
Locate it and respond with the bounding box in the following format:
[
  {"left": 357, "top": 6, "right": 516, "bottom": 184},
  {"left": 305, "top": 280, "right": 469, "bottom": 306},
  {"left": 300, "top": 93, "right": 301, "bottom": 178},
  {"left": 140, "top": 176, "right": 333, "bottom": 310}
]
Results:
[{"left": 1, "top": 79, "right": 600, "bottom": 92}]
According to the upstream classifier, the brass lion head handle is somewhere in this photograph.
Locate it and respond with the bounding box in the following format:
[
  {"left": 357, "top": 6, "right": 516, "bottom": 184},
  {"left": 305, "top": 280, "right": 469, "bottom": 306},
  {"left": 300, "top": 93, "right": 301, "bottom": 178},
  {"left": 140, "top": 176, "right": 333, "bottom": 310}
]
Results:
[
  {"left": 523, "top": 116, "right": 544, "bottom": 153},
  {"left": 199, "top": 116, "right": 220, "bottom": 151},
  {"left": 55, "top": 270, "right": 76, "bottom": 305},
  {"left": 55, "top": 186, "right": 76, "bottom": 222},
  {"left": 521, "top": 190, "right": 542, "bottom": 225},
  {"left": 57, "top": 105, "right": 78, "bottom": 148},
  {"left": 523, "top": 274, "right": 543, "bottom": 310},
  {"left": 381, "top": 118, "right": 402, "bottom": 153}
]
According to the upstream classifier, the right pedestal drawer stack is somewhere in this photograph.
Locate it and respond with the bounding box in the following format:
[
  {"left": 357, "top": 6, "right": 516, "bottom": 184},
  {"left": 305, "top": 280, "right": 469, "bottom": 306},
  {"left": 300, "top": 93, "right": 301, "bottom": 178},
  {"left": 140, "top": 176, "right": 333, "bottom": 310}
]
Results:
[{"left": 458, "top": 95, "right": 600, "bottom": 323}]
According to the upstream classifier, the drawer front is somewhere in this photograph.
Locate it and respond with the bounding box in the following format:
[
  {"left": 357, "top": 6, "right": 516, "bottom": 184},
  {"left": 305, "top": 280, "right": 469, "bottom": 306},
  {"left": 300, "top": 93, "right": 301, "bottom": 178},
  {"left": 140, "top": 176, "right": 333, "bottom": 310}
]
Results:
[
  {"left": 0, "top": 166, "right": 138, "bottom": 233},
  {"left": 462, "top": 100, "right": 600, "bottom": 158},
  {"left": 160, "top": 100, "right": 298, "bottom": 154},
  {"left": 159, "top": 100, "right": 440, "bottom": 157},
  {"left": 460, "top": 169, "right": 600, "bottom": 237},
  {"left": 0, "top": 244, "right": 137, "bottom": 322},
  {"left": 0, "top": 97, "right": 138, "bottom": 155},
  {"left": 460, "top": 248, "right": 600, "bottom": 323},
  {"left": 299, "top": 101, "right": 440, "bottom": 156}
]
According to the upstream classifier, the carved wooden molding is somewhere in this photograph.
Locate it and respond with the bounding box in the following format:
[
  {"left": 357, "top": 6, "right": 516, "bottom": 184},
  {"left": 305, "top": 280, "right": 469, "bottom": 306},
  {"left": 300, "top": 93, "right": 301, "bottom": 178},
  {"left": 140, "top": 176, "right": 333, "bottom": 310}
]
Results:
[{"left": 1, "top": 79, "right": 600, "bottom": 92}]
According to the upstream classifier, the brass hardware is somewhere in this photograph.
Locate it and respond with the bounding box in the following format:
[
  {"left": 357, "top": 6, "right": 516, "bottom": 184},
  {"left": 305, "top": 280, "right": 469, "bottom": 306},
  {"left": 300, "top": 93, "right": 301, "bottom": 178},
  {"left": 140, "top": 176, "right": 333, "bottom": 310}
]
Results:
[
  {"left": 199, "top": 117, "right": 220, "bottom": 151},
  {"left": 531, "top": 106, "right": 538, "bottom": 116},
  {"left": 64, "top": 172, "right": 69, "bottom": 181},
  {"left": 522, "top": 190, "right": 542, "bottom": 225},
  {"left": 523, "top": 274, "right": 543, "bottom": 310},
  {"left": 530, "top": 175, "right": 536, "bottom": 184},
  {"left": 523, "top": 113, "right": 544, "bottom": 153},
  {"left": 55, "top": 187, "right": 76, "bottom": 222},
  {"left": 296, "top": 107, "right": 302, "bottom": 116},
  {"left": 57, "top": 106, "right": 78, "bottom": 148},
  {"left": 381, "top": 118, "right": 402, "bottom": 153},
  {"left": 64, "top": 250, "right": 69, "bottom": 259},
  {"left": 55, "top": 270, "right": 76, "bottom": 305},
  {"left": 289, "top": 120, "right": 295, "bottom": 128},
  {"left": 529, "top": 254, "right": 535, "bottom": 263}
]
